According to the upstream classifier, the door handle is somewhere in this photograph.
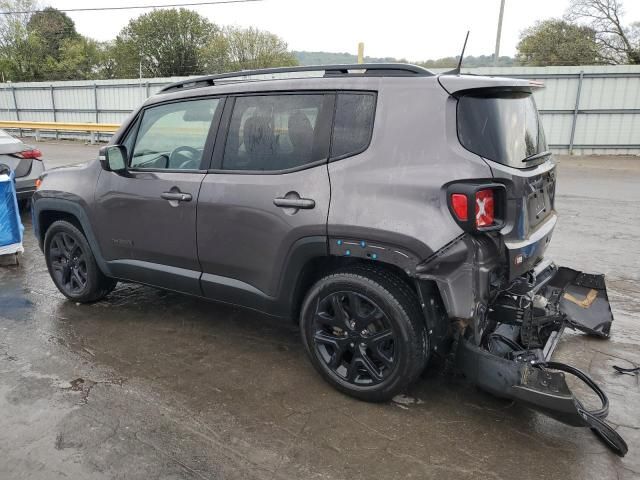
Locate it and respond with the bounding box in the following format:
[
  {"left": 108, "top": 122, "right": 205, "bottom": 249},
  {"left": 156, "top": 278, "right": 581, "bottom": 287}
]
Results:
[
  {"left": 273, "top": 197, "right": 315, "bottom": 209},
  {"left": 161, "top": 191, "right": 192, "bottom": 202}
]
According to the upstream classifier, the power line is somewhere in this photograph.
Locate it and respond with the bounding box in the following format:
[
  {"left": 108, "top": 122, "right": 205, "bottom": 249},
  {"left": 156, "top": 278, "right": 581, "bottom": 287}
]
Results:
[{"left": 0, "top": 0, "right": 263, "bottom": 15}]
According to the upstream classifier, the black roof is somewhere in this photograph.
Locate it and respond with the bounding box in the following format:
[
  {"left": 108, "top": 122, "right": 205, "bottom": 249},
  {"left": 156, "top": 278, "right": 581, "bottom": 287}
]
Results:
[{"left": 159, "top": 63, "right": 433, "bottom": 94}]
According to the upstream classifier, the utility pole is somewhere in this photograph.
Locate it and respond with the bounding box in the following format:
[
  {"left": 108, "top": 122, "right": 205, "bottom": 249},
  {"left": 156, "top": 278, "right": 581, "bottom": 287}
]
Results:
[
  {"left": 139, "top": 52, "right": 144, "bottom": 101},
  {"left": 357, "top": 42, "right": 364, "bottom": 64},
  {"left": 493, "top": 0, "right": 505, "bottom": 67}
]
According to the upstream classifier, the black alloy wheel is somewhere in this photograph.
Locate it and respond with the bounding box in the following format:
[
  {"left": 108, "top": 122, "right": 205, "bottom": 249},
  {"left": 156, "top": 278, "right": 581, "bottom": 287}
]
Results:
[
  {"left": 312, "top": 291, "right": 396, "bottom": 385},
  {"left": 300, "top": 266, "right": 428, "bottom": 402},
  {"left": 49, "top": 231, "right": 89, "bottom": 295},
  {"left": 44, "top": 220, "right": 117, "bottom": 303}
]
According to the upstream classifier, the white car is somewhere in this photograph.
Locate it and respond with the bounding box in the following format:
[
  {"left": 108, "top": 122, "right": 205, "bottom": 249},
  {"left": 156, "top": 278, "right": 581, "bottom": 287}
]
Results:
[{"left": 0, "top": 129, "right": 45, "bottom": 207}]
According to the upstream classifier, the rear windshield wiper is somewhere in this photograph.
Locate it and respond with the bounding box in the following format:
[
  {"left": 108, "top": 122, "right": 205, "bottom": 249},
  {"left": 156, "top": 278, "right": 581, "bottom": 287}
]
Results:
[{"left": 522, "top": 150, "right": 552, "bottom": 163}]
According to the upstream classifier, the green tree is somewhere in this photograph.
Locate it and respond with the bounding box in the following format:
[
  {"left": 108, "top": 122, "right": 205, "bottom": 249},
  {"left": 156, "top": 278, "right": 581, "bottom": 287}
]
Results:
[
  {"left": 27, "top": 6, "right": 78, "bottom": 61},
  {"left": 0, "top": 1, "right": 103, "bottom": 81},
  {"left": 0, "top": 3, "right": 299, "bottom": 81},
  {"left": 49, "top": 37, "right": 103, "bottom": 80},
  {"left": 111, "top": 8, "right": 219, "bottom": 78},
  {"left": 0, "top": 0, "right": 39, "bottom": 80},
  {"left": 92, "top": 42, "right": 119, "bottom": 79},
  {"left": 566, "top": 0, "right": 640, "bottom": 64},
  {"left": 203, "top": 26, "right": 297, "bottom": 72},
  {"left": 516, "top": 19, "right": 601, "bottom": 66}
]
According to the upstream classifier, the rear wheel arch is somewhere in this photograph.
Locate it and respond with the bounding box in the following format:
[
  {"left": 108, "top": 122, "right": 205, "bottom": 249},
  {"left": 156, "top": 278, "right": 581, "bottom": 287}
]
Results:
[{"left": 289, "top": 255, "right": 445, "bottom": 329}]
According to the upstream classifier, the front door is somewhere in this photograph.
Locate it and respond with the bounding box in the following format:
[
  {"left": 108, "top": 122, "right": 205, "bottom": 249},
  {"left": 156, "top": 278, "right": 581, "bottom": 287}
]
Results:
[
  {"left": 197, "top": 93, "right": 333, "bottom": 311},
  {"left": 94, "top": 97, "right": 223, "bottom": 295}
]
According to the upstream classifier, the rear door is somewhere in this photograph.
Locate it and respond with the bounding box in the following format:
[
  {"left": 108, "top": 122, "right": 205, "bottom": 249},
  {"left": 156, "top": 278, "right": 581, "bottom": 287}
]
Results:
[
  {"left": 197, "top": 93, "right": 333, "bottom": 311},
  {"left": 93, "top": 97, "right": 223, "bottom": 295}
]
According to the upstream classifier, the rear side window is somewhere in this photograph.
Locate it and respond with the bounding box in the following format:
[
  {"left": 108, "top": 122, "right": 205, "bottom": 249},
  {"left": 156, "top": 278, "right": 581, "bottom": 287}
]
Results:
[
  {"left": 457, "top": 92, "right": 547, "bottom": 169},
  {"left": 331, "top": 93, "right": 376, "bottom": 159},
  {"left": 222, "top": 94, "right": 329, "bottom": 171}
]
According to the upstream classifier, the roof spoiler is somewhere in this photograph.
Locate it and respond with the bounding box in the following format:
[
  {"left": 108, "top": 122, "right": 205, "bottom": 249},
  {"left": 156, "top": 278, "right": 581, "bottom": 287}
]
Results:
[{"left": 437, "top": 74, "right": 545, "bottom": 96}]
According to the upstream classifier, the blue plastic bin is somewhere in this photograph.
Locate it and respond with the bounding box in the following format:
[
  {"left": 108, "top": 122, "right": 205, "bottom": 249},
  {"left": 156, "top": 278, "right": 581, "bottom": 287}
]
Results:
[{"left": 0, "top": 170, "right": 24, "bottom": 254}]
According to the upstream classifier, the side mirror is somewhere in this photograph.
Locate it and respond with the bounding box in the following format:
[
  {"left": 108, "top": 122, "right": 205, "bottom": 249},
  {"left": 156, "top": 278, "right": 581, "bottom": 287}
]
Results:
[{"left": 99, "top": 145, "right": 128, "bottom": 172}]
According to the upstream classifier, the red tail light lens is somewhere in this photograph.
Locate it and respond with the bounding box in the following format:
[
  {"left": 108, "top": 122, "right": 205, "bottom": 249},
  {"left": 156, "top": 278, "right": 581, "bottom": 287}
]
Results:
[
  {"left": 447, "top": 183, "right": 503, "bottom": 233},
  {"left": 475, "top": 189, "right": 495, "bottom": 227},
  {"left": 451, "top": 193, "right": 468, "bottom": 221},
  {"left": 19, "top": 149, "right": 42, "bottom": 159}
]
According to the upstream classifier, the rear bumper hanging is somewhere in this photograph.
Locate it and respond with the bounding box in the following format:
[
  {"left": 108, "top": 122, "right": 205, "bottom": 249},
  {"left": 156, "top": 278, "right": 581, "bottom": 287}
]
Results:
[{"left": 455, "top": 261, "right": 627, "bottom": 456}]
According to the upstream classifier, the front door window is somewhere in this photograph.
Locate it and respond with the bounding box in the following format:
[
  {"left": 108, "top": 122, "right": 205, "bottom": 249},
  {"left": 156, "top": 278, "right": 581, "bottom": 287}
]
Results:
[{"left": 130, "top": 98, "right": 220, "bottom": 170}]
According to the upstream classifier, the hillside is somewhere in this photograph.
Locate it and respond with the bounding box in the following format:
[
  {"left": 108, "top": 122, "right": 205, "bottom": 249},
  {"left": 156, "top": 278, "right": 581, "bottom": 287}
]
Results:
[
  {"left": 293, "top": 51, "right": 517, "bottom": 68},
  {"left": 293, "top": 51, "right": 402, "bottom": 66}
]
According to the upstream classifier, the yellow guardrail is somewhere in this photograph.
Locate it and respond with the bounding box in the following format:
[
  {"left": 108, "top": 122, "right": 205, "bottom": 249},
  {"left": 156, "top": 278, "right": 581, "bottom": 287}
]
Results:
[
  {"left": 0, "top": 120, "right": 121, "bottom": 144},
  {"left": 0, "top": 120, "right": 120, "bottom": 133}
]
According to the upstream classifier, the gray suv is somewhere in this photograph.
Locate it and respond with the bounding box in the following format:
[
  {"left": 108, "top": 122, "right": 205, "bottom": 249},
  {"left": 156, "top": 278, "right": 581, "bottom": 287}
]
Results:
[{"left": 31, "top": 64, "right": 626, "bottom": 455}]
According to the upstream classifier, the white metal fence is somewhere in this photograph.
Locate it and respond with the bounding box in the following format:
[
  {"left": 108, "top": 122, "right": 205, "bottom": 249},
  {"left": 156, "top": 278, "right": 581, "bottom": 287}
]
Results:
[
  {"left": 1, "top": 65, "right": 639, "bottom": 155},
  {"left": 454, "top": 65, "right": 640, "bottom": 155}
]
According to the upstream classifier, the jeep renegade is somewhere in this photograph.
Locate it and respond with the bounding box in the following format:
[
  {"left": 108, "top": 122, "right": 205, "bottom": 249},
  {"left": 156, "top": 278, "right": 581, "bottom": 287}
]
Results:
[{"left": 32, "top": 64, "right": 626, "bottom": 455}]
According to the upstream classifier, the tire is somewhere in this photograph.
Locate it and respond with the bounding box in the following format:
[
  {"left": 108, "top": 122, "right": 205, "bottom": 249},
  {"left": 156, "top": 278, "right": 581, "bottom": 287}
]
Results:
[
  {"left": 44, "top": 220, "right": 117, "bottom": 303},
  {"left": 300, "top": 265, "right": 428, "bottom": 402}
]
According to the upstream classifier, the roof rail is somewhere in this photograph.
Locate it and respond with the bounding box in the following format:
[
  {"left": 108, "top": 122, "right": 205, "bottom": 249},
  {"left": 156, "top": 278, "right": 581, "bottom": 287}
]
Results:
[{"left": 158, "top": 63, "right": 433, "bottom": 94}]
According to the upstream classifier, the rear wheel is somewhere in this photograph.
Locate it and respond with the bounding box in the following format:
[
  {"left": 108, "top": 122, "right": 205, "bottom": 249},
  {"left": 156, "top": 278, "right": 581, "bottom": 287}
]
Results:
[
  {"left": 300, "top": 266, "right": 428, "bottom": 402},
  {"left": 44, "top": 220, "right": 117, "bottom": 303}
]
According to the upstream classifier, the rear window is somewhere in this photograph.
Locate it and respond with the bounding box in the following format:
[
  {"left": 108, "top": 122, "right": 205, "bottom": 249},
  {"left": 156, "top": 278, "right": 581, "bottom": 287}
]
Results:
[
  {"left": 331, "top": 93, "right": 376, "bottom": 159},
  {"left": 457, "top": 92, "right": 547, "bottom": 168},
  {"left": 223, "top": 94, "right": 329, "bottom": 172}
]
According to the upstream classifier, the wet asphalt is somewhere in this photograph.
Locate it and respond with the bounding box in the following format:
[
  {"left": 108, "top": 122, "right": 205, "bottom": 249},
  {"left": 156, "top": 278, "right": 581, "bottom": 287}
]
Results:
[{"left": 1, "top": 142, "right": 639, "bottom": 480}]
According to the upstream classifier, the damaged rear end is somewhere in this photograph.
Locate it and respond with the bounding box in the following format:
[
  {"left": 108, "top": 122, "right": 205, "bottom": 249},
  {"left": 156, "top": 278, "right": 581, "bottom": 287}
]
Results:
[{"left": 421, "top": 74, "right": 627, "bottom": 455}]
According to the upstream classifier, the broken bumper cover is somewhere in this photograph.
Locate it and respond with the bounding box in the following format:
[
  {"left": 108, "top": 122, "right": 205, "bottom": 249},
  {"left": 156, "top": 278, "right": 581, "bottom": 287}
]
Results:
[{"left": 456, "top": 262, "right": 628, "bottom": 456}]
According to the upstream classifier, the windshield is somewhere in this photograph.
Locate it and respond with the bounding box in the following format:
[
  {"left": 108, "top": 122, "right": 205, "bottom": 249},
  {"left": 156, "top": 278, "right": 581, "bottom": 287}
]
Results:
[{"left": 457, "top": 91, "right": 547, "bottom": 168}]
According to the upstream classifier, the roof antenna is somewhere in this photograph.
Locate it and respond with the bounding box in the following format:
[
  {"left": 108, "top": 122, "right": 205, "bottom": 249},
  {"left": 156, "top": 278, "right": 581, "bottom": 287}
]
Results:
[{"left": 444, "top": 31, "right": 469, "bottom": 75}]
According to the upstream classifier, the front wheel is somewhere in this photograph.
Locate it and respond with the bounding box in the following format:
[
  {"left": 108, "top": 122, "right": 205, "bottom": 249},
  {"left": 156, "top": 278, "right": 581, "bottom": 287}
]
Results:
[
  {"left": 44, "top": 220, "right": 117, "bottom": 303},
  {"left": 300, "top": 266, "right": 428, "bottom": 402}
]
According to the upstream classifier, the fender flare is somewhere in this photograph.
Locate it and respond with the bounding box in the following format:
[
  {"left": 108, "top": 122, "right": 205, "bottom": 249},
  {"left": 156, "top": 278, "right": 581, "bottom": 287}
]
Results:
[
  {"left": 271, "top": 235, "right": 328, "bottom": 318},
  {"left": 33, "top": 196, "right": 112, "bottom": 276}
]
